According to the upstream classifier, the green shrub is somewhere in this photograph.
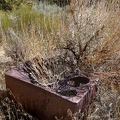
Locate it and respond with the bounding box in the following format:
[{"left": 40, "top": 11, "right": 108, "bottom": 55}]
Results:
[
  {"left": 0, "top": 0, "right": 24, "bottom": 11},
  {"left": 0, "top": 11, "right": 12, "bottom": 29},
  {"left": 0, "top": 3, "right": 60, "bottom": 32}
]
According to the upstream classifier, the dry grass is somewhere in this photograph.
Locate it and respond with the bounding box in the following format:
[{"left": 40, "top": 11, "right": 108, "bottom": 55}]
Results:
[
  {"left": 87, "top": 73, "right": 120, "bottom": 120},
  {"left": 0, "top": 0, "right": 120, "bottom": 119}
]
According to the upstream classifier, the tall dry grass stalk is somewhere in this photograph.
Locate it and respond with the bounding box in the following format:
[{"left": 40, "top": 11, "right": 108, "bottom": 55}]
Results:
[
  {"left": 0, "top": 3, "right": 63, "bottom": 62},
  {"left": 1, "top": 0, "right": 119, "bottom": 73}
]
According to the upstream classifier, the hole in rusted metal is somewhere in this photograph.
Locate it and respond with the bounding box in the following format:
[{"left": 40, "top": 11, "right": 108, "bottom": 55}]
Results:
[
  {"left": 58, "top": 76, "right": 89, "bottom": 87},
  {"left": 50, "top": 76, "right": 90, "bottom": 97},
  {"left": 16, "top": 56, "right": 90, "bottom": 97}
]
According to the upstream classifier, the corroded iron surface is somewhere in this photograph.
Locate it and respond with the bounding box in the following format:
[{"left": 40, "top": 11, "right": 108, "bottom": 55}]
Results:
[{"left": 5, "top": 68, "right": 99, "bottom": 120}]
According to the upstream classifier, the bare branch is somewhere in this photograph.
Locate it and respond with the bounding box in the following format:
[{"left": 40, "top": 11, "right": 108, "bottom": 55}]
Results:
[{"left": 82, "top": 25, "right": 104, "bottom": 55}]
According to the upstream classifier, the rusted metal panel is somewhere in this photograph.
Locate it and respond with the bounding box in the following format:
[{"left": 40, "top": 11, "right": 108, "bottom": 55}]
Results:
[{"left": 5, "top": 68, "right": 99, "bottom": 120}]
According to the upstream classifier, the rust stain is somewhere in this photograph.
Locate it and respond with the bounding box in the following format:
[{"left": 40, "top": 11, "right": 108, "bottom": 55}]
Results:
[{"left": 5, "top": 68, "right": 99, "bottom": 120}]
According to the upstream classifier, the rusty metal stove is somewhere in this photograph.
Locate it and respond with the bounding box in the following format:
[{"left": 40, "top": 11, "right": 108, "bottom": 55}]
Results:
[{"left": 5, "top": 68, "right": 99, "bottom": 120}]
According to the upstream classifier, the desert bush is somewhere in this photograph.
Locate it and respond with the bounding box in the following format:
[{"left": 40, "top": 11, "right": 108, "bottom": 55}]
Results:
[
  {"left": 0, "top": 4, "right": 62, "bottom": 67},
  {"left": 55, "top": 0, "right": 120, "bottom": 73},
  {"left": 0, "top": 0, "right": 120, "bottom": 119},
  {"left": 1, "top": 0, "right": 120, "bottom": 74}
]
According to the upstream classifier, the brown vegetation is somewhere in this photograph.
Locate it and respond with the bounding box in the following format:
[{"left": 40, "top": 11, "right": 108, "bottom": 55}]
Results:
[{"left": 0, "top": 0, "right": 120, "bottom": 119}]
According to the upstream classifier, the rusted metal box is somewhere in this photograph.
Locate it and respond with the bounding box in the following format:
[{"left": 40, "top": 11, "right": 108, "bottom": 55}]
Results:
[{"left": 5, "top": 68, "right": 99, "bottom": 120}]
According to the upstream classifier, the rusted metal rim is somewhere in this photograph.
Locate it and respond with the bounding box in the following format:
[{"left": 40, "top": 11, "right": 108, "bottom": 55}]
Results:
[{"left": 5, "top": 68, "right": 99, "bottom": 120}]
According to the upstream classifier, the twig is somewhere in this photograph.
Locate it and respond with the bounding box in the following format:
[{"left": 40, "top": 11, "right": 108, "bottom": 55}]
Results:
[{"left": 82, "top": 25, "right": 104, "bottom": 55}]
